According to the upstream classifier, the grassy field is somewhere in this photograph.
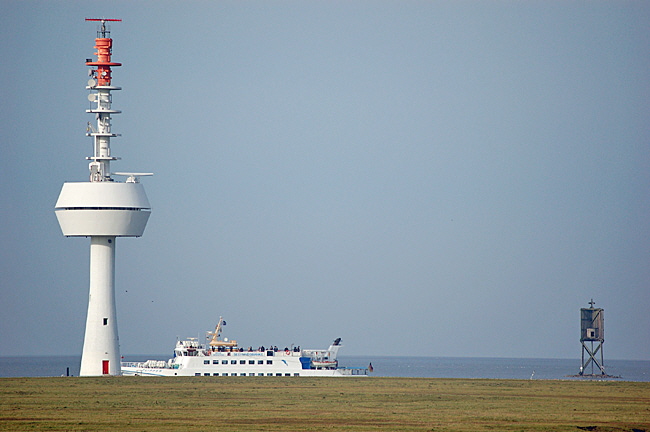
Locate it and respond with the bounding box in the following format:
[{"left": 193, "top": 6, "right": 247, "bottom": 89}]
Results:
[{"left": 1, "top": 376, "right": 649, "bottom": 431}]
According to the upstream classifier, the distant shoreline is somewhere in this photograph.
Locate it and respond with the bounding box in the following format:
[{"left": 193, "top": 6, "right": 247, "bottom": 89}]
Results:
[{"left": 1, "top": 355, "right": 648, "bottom": 381}]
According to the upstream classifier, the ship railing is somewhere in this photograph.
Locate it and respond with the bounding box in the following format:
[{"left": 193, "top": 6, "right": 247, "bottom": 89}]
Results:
[
  {"left": 336, "top": 367, "right": 369, "bottom": 376},
  {"left": 121, "top": 360, "right": 175, "bottom": 369}
]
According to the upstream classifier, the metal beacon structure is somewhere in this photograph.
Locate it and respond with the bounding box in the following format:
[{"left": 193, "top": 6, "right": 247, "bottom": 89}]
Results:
[
  {"left": 578, "top": 299, "right": 606, "bottom": 377},
  {"left": 55, "top": 19, "right": 152, "bottom": 376}
]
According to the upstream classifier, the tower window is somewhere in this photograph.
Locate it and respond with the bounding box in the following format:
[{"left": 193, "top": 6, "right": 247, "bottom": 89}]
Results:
[{"left": 103, "top": 318, "right": 108, "bottom": 325}]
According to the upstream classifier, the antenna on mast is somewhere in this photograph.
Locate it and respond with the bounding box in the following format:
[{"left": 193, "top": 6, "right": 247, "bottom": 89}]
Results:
[{"left": 85, "top": 18, "right": 122, "bottom": 38}]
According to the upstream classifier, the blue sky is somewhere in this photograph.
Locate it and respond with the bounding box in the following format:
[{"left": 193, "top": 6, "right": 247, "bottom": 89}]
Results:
[{"left": 1, "top": 1, "right": 649, "bottom": 360}]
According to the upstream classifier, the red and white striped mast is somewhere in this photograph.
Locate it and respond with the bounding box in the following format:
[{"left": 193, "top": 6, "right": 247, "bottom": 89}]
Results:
[{"left": 55, "top": 19, "right": 152, "bottom": 376}]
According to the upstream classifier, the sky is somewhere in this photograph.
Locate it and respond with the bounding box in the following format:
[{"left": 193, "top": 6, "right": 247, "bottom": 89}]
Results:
[{"left": 1, "top": 1, "right": 649, "bottom": 361}]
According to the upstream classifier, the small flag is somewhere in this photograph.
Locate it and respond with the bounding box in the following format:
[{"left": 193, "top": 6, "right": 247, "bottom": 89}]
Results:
[{"left": 368, "top": 362, "right": 374, "bottom": 373}]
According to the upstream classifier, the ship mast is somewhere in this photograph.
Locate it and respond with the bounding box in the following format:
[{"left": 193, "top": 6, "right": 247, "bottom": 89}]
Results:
[{"left": 208, "top": 317, "right": 238, "bottom": 347}]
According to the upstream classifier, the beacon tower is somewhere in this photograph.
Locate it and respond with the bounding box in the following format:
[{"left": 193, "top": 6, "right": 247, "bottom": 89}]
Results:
[
  {"left": 55, "top": 19, "right": 152, "bottom": 376},
  {"left": 578, "top": 299, "right": 606, "bottom": 376}
]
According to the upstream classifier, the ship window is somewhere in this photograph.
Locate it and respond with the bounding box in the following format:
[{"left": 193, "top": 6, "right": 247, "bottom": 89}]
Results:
[
  {"left": 239, "top": 360, "right": 246, "bottom": 365},
  {"left": 266, "top": 360, "right": 273, "bottom": 365},
  {"left": 249, "top": 360, "right": 255, "bottom": 365},
  {"left": 204, "top": 373, "right": 210, "bottom": 376},
  {"left": 276, "top": 373, "right": 282, "bottom": 376},
  {"left": 222, "top": 360, "right": 228, "bottom": 365},
  {"left": 194, "top": 373, "right": 200, "bottom": 376},
  {"left": 212, "top": 360, "right": 218, "bottom": 364},
  {"left": 230, "top": 360, "right": 237, "bottom": 365},
  {"left": 103, "top": 318, "right": 108, "bottom": 325},
  {"left": 249, "top": 373, "right": 255, "bottom": 376},
  {"left": 204, "top": 360, "right": 209, "bottom": 365},
  {"left": 258, "top": 373, "right": 264, "bottom": 376},
  {"left": 213, "top": 373, "right": 219, "bottom": 376},
  {"left": 222, "top": 373, "right": 228, "bottom": 376},
  {"left": 257, "top": 360, "right": 264, "bottom": 365},
  {"left": 294, "top": 373, "right": 299, "bottom": 376},
  {"left": 267, "top": 373, "right": 273, "bottom": 376},
  {"left": 285, "top": 373, "right": 290, "bottom": 376}
]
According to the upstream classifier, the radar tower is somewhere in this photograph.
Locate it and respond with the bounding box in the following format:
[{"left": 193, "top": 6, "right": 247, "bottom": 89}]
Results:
[{"left": 55, "top": 19, "right": 152, "bottom": 376}]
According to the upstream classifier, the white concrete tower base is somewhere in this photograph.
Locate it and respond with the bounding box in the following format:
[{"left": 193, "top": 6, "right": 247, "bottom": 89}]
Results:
[{"left": 79, "top": 236, "right": 120, "bottom": 376}]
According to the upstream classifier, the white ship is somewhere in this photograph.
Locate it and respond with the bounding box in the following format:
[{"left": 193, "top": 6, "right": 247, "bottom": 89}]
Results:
[{"left": 121, "top": 317, "right": 369, "bottom": 377}]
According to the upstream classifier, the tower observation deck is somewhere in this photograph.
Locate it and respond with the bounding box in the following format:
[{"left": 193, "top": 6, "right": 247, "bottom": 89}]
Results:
[{"left": 54, "top": 19, "right": 152, "bottom": 376}]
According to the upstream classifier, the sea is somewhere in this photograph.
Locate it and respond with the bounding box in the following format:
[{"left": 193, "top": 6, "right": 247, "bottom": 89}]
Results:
[{"left": 1, "top": 355, "right": 649, "bottom": 381}]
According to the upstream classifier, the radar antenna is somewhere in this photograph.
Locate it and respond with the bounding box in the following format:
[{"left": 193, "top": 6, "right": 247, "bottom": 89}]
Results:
[{"left": 85, "top": 18, "right": 122, "bottom": 38}]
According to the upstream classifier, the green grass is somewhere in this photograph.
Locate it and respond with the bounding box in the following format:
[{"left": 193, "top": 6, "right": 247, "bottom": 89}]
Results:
[{"left": 1, "top": 377, "right": 649, "bottom": 431}]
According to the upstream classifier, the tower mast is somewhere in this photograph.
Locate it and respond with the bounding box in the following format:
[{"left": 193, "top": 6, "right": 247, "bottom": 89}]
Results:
[
  {"left": 55, "top": 19, "right": 152, "bottom": 376},
  {"left": 85, "top": 18, "right": 122, "bottom": 183}
]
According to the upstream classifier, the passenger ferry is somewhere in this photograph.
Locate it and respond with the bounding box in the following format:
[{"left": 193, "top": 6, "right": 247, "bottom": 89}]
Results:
[{"left": 121, "top": 317, "right": 369, "bottom": 377}]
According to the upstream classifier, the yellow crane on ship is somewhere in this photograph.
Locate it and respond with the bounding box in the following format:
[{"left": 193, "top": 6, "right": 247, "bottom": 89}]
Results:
[{"left": 207, "top": 316, "right": 238, "bottom": 348}]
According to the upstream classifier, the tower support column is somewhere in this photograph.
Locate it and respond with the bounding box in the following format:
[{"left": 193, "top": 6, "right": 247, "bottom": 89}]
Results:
[{"left": 80, "top": 236, "right": 120, "bottom": 376}]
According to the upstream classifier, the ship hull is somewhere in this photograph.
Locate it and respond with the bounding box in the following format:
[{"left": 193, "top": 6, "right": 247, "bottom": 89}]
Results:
[{"left": 122, "top": 350, "right": 366, "bottom": 377}]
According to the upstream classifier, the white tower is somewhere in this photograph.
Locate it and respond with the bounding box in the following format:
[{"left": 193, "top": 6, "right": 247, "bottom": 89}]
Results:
[{"left": 55, "top": 19, "right": 152, "bottom": 376}]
